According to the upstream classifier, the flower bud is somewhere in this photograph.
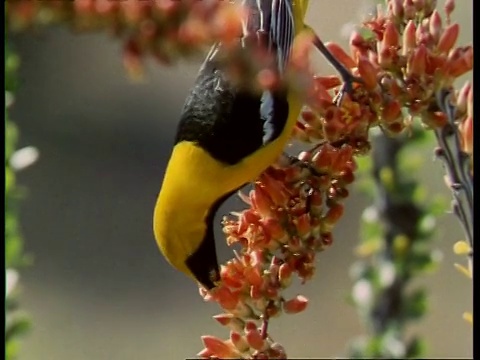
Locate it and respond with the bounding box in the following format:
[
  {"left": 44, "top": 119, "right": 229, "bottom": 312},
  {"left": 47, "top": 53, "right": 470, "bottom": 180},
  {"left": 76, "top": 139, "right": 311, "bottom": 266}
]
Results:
[
  {"left": 324, "top": 203, "right": 344, "bottom": 227},
  {"left": 407, "top": 44, "right": 427, "bottom": 77},
  {"left": 428, "top": 10, "right": 442, "bottom": 43},
  {"left": 383, "top": 21, "right": 400, "bottom": 48},
  {"left": 402, "top": 20, "right": 417, "bottom": 56},
  {"left": 201, "top": 335, "right": 240, "bottom": 358},
  {"left": 437, "top": 23, "right": 459, "bottom": 54},
  {"left": 312, "top": 144, "right": 334, "bottom": 172},
  {"left": 358, "top": 56, "right": 379, "bottom": 91},
  {"left": 213, "top": 314, "right": 245, "bottom": 333},
  {"left": 232, "top": 301, "right": 256, "bottom": 318},
  {"left": 382, "top": 99, "right": 402, "bottom": 123},
  {"left": 245, "top": 328, "right": 266, "bottom": 351},
  {"left": 251, "top": 184, "right": 275, "bottom": 218},
  {"left": 270, "top": 342, "right": 287, "bottom": 359},
  {"left": 230, "top": 331, "right": 250, "bottom": 352},
  {"left": 197, "top": 347, "right": 214, "bottom": 359},
  {"left": 295, "top": 213, "right": 312, "bottom": 239},
  {"left": 213, "top": 286, "right": 240, "bottom": 310},
  {"left": 313, "top": 75, "right": 342, "bottom": 90},
  {"left": 456, "top": 81, "right": 471, "bottom": 115},
  {"left": 244, "top": 266, "right": 263, "bottom": 287},
  {"left": 278, "top": 263, "right": 293, "bottom": 287},
  {"left": 459, "top": 115, "right": 473, "bottom": 155},
  {"left": 444, "top": 0, "right": 455, "bottom": 24},
  {"left": 259, "top": 174, "right": 290, "bottom": 207},
  {"left": 283, "top": 295, "right": 309, "bottom": 314},
  {"left": 325, "top": 42, "right": 357, "bottom": 69},
  {"left": 453, "top": 240, "right": 472, "bottom": 255}
]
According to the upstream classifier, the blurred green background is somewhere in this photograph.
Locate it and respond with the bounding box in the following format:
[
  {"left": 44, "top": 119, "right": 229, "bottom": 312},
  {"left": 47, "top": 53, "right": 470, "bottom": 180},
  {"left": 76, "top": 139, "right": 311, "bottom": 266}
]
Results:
[{"left": 9, "top": 1, "right": 472, "bottom": 359}]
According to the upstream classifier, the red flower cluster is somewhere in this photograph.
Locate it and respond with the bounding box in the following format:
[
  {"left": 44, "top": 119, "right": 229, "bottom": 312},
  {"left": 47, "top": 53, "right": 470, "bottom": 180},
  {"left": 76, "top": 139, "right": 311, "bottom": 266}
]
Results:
[
  {"left": 295, "top": 0, "right": 473, "bottom": 149},
  {"left": 198, "top": 144, "right": 356, "bottom": 358},
  {"left": 198, "top": 0, "right": 473, "bottom": 358},
  {"left": 7, "top": 0, "right": 244, "bottom": 78}
]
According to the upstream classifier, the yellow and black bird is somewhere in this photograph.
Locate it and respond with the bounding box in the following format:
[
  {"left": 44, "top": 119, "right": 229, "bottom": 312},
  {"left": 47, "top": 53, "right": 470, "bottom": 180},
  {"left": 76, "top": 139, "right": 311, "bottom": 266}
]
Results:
[{"left": 153, "top": 0, "right": 358, "bottom": 290}]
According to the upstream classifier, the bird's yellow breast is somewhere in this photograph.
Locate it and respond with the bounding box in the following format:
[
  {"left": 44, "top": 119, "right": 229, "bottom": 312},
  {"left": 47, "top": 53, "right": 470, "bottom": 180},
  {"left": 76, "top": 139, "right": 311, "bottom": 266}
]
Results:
[{"left": 153, "top": 91, "right": 302, "bottom": 278}]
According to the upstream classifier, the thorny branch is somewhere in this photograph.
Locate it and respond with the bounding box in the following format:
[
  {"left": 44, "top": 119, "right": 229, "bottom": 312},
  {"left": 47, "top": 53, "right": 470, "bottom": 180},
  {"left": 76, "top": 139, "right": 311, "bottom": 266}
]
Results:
[{"left": 434, "top": 89, "right": 473, "bottom": 261}]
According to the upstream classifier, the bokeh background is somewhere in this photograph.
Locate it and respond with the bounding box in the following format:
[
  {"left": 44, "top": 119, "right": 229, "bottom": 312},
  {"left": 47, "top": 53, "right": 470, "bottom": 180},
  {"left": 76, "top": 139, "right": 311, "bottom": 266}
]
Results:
[{"left": 9, "top": 1, "right": 472, "bottom": 359}]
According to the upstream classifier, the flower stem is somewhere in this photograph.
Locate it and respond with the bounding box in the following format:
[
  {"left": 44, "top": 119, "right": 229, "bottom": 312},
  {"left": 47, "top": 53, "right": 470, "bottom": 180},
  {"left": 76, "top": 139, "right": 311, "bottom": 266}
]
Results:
[{"left": 434, "top": 89, "right": 473, "bottom": 262}]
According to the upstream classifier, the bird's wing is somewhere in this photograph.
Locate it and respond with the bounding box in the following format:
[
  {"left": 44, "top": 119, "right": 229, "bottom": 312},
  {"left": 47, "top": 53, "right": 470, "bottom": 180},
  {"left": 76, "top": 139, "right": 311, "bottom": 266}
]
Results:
[
  {"left": 268, "top": 0, "right": 295, "bottom": 73},
  {"left": 240, "top": 0, "right": 295, "bottom": 73},
  {"left": 260, "top": 0, "right": 295, "bottom": 144}
]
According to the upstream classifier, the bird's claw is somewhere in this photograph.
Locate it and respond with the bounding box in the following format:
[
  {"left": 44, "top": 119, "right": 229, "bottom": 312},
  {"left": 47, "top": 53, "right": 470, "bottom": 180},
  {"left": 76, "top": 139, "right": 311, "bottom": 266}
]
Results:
[
  {"left": 334, "top": 72, "right": 364, "bottom": 106},
  {"left": 281, "top": 152, "right": 323, "bottom": 177}
]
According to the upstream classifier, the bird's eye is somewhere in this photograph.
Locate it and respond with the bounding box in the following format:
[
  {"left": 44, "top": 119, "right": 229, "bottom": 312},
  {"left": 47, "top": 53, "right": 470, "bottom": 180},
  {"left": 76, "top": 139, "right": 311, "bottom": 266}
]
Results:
[
  {"left": 209, "top": 268, "right": 220, "bottom": 282},
  {"left": 299, "top": 181, "right": 315, "bottom": 212},
  {"left": 299, "top": 181, "right": 312, "bottom": 199}
]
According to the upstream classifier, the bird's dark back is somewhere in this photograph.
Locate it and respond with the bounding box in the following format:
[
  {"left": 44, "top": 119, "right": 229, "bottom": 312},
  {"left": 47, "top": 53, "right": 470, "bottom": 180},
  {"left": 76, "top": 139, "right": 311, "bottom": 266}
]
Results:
[{"left": 175, "top": 53, "right": 290, "bottom": 166}]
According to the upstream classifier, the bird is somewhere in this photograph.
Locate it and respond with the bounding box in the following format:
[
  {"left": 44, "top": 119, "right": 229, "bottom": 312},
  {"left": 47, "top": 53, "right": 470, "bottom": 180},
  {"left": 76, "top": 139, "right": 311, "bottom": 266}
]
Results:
[{"left": 153, "top": 0, "right": 359, "bottom": 290}]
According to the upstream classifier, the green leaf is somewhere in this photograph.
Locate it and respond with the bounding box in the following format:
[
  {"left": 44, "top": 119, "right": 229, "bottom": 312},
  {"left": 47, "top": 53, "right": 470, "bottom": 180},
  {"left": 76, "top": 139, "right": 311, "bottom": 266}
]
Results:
[
  {"left": 405, "top": 336, "right": 427, "bottom": 358},
  {"left": 5, "top": 315, "right": 31, "bottom": 342},
  {"left": 403, "top": 288, "right": 428, "bottom": 321},
  {"left": 409, "top": 249, "right": 441, "bottom": 274}
]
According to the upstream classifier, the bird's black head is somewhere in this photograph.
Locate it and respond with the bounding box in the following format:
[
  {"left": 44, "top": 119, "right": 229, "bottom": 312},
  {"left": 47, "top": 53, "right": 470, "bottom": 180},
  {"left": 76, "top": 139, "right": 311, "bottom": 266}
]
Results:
[
  {"left": 186, "top": 239, "right": 220, "bottom": 290},
  {"left": 184, "top": 189, "right": 241, "bottom": 290},
  {"left": 185, "top": 234, "right": 220, "bottom": 290},
  {"left": 185, "top": 193, "right": 229, "bottom": 290}
]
